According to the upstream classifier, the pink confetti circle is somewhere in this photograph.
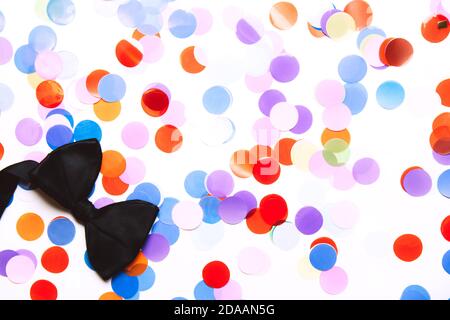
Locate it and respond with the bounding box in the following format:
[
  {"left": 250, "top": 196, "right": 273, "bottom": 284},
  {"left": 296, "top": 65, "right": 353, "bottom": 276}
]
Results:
[
  {"left": 121, "top": 122, "right": 149, "bottom": 149},
  {"left": 0, "top": 37, "right": 13, "bottom": 65},
  {"left": 161, "top": 100, "right": 186, "bottom": 127},
  {"left": 315, "top": 80, "right": 345, "bottom": 107},
  {"left": 270, "top": 102, "right": 299, "bottom": 131},
  {"left": 172, "top": 201, "right": 203, "bottom": 230},
  {"left": 140, "top": 35, "right": 164, "bottom": 63},
  {"left": 76, "top": 77, "right": 100, "bottom": 104},
  {"left": 322, "top": 104, "right": 351, "bottom": 131},
  {"left": 35, "top": 51, "right": 63, "bottom": 80},
  {"left": 15, "top": 118, "right": 43, "bottom": 146},
  {"left": 328, "top": 201, "right": 359, "bottom": 229},
  {"left": 238, "top": 247, "right": 270, "bottom": 275},
  {"left": 245, "top": 72, "right": 273, "bottom": 93},
  {"left": 94, "top": 197, "right": 114, "bottom": 209},
  {"left": 192, "top": 7, "right": 213, "bottom": 35},
  {"left": 320, "top": 266, "right": 348, "bottom": 295},
  {"left": 120, "top": 157, "right": 146, "bottom": 185},
  {"left": 6, "top": 255, "right": 35, "bottom": 284},
  {"left": 309, "top": 151, "right": 334, "bottom": 178},
  {"left": 332, "top": 166, "right": 356, "bottom": 190}
]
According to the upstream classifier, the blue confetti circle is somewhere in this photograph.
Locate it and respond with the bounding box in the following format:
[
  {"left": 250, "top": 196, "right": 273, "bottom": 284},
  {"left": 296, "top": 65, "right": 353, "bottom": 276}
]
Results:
[
  {"left": 338, "top": 55, "right": 367, "bottom": 83},
  {"left": 158, "top": 197, "right": 178, "bottom": 225},
  {"left": 28, "top": 25, "right": 57, "bottom": 52},
  {"left": 112, "top": 272, "right": 139, "bottom": 299},
  {"left": 173, "top": 297, "right": 188, "bottom": 300},
  {"left": 137, "top": 11, "right": 163, "bottom": 35},
  {"left": 194, "top": 280, "right": 215, "bottom": 300},
  {"left": 356, "top": 27, "right": 386, "bottom": 48},
  {"left": 344, "top": 83, "right": 368, "bottom": 115},
  {"left": 138, "top": 266, "right": 155, "bottom": 291},
  {"left": 46, "top": 125, "right": 74, "bottom": 150},
  {"left": 152, "top": 221, "right": 180, "bottom": 245},
  {"left": 400, "top": 285, "right": 430, "bottom": 300},
  {"left": 202, "top": 86, "right": 233, "bottom": 115},
  {"left": 84, "top": 251, "right": 94, "bottom": 270},
  {"left": 309, "top": 244, "right": 337, "bottom": 271},
  {"left": 199, "top": 196, "right": 221, "bottom": 224},
  {"left": 437, "top": 169, "right": 450, "bottom": 198},
  {"left": 47, "top": 217, "right": 76, "bottom": 246},
  {"left": 98, "top": 74, "right": 126, "bottom": 103},
  {"left": 168, "top": 9, "right": 197, "bottom": 38},
  {"left": 14, "top": 45, "right": 37, "bottom": 74},
  {"left": 117, "top": 0, "right": 144, "bottom": 28},
  {"left": 47, "top": 0, "right": 76, "bottom": 26},
  {"left": 134, "top": 182, "right": 161, "bottom": 205},
  {"left": 74, "top": 120, "right": 102, "bottom": 142},
  {"left": 376, "top": 81, "right": 405, "bottom": 110},
  {"left": 184, "top": 170, "right": 208, "bottom": 198},
  {"left": 443, "top": 250, "right": 450, "bottom": 275}
]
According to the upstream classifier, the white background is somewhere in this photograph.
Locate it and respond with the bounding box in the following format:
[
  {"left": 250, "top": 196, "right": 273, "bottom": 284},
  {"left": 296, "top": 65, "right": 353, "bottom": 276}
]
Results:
[{"left": 0, "top": 0, "right": 449, "bottom": 299}]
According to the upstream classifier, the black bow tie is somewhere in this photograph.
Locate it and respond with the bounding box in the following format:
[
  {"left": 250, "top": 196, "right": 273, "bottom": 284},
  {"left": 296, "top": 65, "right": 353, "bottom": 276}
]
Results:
[{"left": 0, "top": 139, "right": 158, "bottom": 280}]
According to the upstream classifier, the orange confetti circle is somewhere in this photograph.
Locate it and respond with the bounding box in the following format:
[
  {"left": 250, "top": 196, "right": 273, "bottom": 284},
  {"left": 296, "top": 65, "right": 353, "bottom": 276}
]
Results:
[
  {"left": 274, "top": 138, "right": 296, "bottom": 165},
  {"left": 246, "top": 208, "right": 272, "bottom": 234},
  {"left": 94, "top": 99, "right": 121, "bottom": 122},
  {"left": 125, "top": 252, "right": 148, "bottom": 276},
  {"left": 436, "top": 79, "right": 450, "bottom": 107},
  {"left": 230, "top": 149, "right": 254, "bottom": 178},
  {"left": 36, "top": 80, "right": 64, "bottom": 108},
  {"left": 180, "top": 46, "right": 205, "bottom": 74},
  {"left": 102, "top": 176, "right": 129, "bottom": 196},
  {"left": 99, "top": 292, "right": 123, "bottom": 300},
  {"left": 0, "top": 143, "right": 4, "bottom": 160},
  {"left": 269, "top": 2, "right": 298, "bottom": 30},
  {"left": 101, "top": 150, "right": 126, "bottom": 177},
  {"left": 393, "top": 234, "right": 423, "bottom": 262},
  {"left": 430, "top": 126, "right": 450, "bottom": 155},
  {"left": 343, "top": 0, "right": 373, "bottom": 30},
  {"left": 16, "top": 212, "right": 45, "bottom": 241},
  {"left": 41, "top": 246, "right": 69, "bottom": 273},
  {"left": 86, "top": 69, "right": 109, "bottom": 98},
  {"left": 116, "top": 39, "right": 143, "bottom": 68},
  {"left": 321, "top": 128, "right": 351, "bottom": 146},
  {"left": 155, "top": 125, "right": 183, "bottom": 153},
  {"left": 433, "top": 113, "right": 450, "bottom": 130},
  {"left": 307, "top": 22, "right": 325, "bottom": 38},
  {"left": 421, "top": 15, "right": 449, "bottom": 43}
]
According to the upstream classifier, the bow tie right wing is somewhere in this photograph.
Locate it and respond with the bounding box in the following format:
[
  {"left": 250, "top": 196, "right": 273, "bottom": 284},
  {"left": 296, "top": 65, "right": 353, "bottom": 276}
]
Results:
[{"left": 85, "top": 200, "right": 159, "bottom": 280}]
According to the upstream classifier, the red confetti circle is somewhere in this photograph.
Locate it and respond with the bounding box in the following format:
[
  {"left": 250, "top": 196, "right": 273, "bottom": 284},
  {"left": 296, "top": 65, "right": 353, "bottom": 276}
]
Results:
[
  {"left": 116, "top": 39, "right": 143, "bottom": 68},
  {"left": 202, "top": 261, "right": 230, "bottom": 289},
  {"left": 259, "top": 194, "right": 288, "bottom": 226},
  {"left": 252, "top": 157, "right": 281, "bottom": 185},
  {"left": 141, "top": 88, "right": 169, "bottom": 117},
  {"left": 41, "top": 246, "right": 69, "bottom": 273},
  {"left": 442, "top": 215, "right": 450, "bottom": 242},
  {"left": 393, "top": 234, "right": 423, "bottom": 262},
  {"left": 30, "top": 280, "right": 58, "bottom": 300}
]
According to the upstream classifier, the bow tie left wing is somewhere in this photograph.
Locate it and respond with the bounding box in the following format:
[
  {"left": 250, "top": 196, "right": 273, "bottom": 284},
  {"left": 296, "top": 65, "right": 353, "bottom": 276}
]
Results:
[
  {"left": 85, "top": 200, "right": 159, "bottom": 280},
  {"left": 30, "top": 139, "right": 102, "bottom": 209}
]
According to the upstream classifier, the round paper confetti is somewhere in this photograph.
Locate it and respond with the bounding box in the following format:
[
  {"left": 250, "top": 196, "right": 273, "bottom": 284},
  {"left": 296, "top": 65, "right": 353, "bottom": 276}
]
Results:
[
  {"left": 0, "top": 83, "right": 14, "bottom": 111},
  {"left": 142, "top": 234, "right": 170, "bottom": 262},
  {"left": 236, "top": 18, "right": 262, "bottom": 45},
  {"left": 393, "top": 234, "right": 423, "bottom": 262},
  {"left": 270, "top": 2, "right": 298, "bottom": 30},
  {"left": 344, "top": 83, "right": 368, "bottom": 115},
  {"left": 200, "top": 196, "right": 221, "bottom": 224},
  {"left": 152, "top": 221, "right": 179, "bottom": 245},
  {"left": 98, "top": 74, "right": 126, "bottom": 102},
  {"left": 35, "top": 51, "right": 63, "bottom": 80},
  {"left": 41, "top": 246, "right": 69, "bottom": 273},
  {"left": 142, "top": 88, "right": 169, "bottom": 117},
  {"left": 112, "top": 272, "right": 139, "bottom": 299},
  {"left": 442, "top": 250, "right": 450, "bottom": 274},
  {"left": 218, "top": 196, "right": 248, "bottom": 225},
  {"left": 30, "top": 280, "right": 57, "bottom": 300},
  {"left": 206, "top": 170, "right": 234, "bottom": 198},
  {"left": 400, "top": 285, "right": 430, "bottom": 300},
  {"left": 47, "top": 0, "right": 76, "bottom": 25},
  {"left": 438, "top": 169, "right": 450, "bottom": 198},
  {"left": 214, "top": 280, "right": 242, "bottom": 300},
  {"left": 169, "top": 10, "right": 197, "bottom": 39},
  {"left": 120, "top": 157, "right": 146, "bottom": 185},
  {"left": 315, "top": 80, "right": 345, "bottom": 107},
  {"left": 295, "top": 206, "right": 323, "bottom": 235},
  {"left": 172, "top": 201, "right": 203, "bottom": 230},
  {"left": 270, "top": 102, "right": 299, "bottom": 131},
  {"left": 260, "top": 194, "right": 288, "bottom": 226},
  {"left": 15, "top": 118, "right": 43, "bottom": 146},
  {"left": 47, "top": 217, "right": 75, "bottom": 246},
  {"left": 270, "top": 55, "right": 299, "bottom": 83},
  {"left": 74, "top": 120, "right": 102, "bottom": 142},
  {"left": 0, "top": 37, "right": 13, "bottom": 65},
  {"left": 436, "top": 79, "right": 450, "bottom": 107},
  {"left": 338, "top": 55, "right": 367, "bottom": 83},
  {"left": 202, "top": 86, "right": 232, "bottom": 115},
  {"left": 155, "top": 125, "right": 183, "bottom": 153},
  {"left": 0, "top": 250, "right": 18, "bottom": 276},
  {"left": 322, "top": 104, "right": 352, "bottom": 131},
  {"left": 202, "top": 261, "right": 230, "bottom": 289},
  {"left": 194, "top": 281, "right": 215, "bottom": 300},
  {"left": 6, "top": 255, "right": 35, "bottom": 284},
  {"left": 140, "top": 35, "right": 164, "bottom": 63},
  {"left": 101, "top": 150, "right": 126, "bottom": 177},
  {"left": 259, "top": 89, "right": 286, "bottom": 116},
  {"left": 271, "top": 222, "right": 300, "bottom": 250},
  {"left": 36, "top": 80, "right": 64, "bottom": 108},
  {"left": 319, "top": 266, "right": 348, "bottom": 295},
  {"left": 158, "top": 197, "right": 178, "bottom": 225},
  {"left": 376, "top": 81, "right": 405, "bottom": 110},
  {"left": 253, "top": 157, "right": 281, "bottom": 185},
  {"left": 29, "top": 25, "right": 57, "bottom": 52},
  {"left": 442, "top": 215, "right": 450, "bottom": 241},
  {"left": 344, "top": 0, "right": 372, "bottom": 30},
  {"left": 16, "top": 212, "right": 45, "bottom": 241},
  {"left": 238, "top": 247, "right": 270, "bottom": 275},
  {"left": 138, "top": 266, "right": 155, "bottom": 291},
  {"left": 352, "top": 157, "right": 380, "bottom": 185},
  {"left": 14, "top": 45, "right": 37, "bottom": 74},
  {"left": 121, "top": 122, "right": 149, "bottom": 149},
  {"left": 309, "top": 244, "right": 337, "bottom": 271},
  {"left": 401, "top": 167, "right": 432, "bottom": 197}
]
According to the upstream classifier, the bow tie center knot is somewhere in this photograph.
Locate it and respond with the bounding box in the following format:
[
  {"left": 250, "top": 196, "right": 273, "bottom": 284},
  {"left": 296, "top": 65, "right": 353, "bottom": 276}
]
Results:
[{"left": 71, "top": 199, "right": 96, "bottom": 224}]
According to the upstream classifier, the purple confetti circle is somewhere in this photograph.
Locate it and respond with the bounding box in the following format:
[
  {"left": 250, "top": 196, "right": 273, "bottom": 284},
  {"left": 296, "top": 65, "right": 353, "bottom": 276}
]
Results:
[
  {"left": 402, "top": 168, "right": 432, "bottom": 197},
  {"left": 290, "top": 105, "right": 313, "bottom": 134},
  {"left": 233, "top": 190, "right": 257, "bottom": 213},
  {"left": 206, "top": 170, "right": 234, "bottom": 198},
  {"left": 295, "top": 206, "right": 323, "bottom": 235},
  {"left": 142, "top": 233, "right": 170, "bottom": 262},
  {"left": 270, "top": 55, "right": 299, "bottom": 83},
  {"left": 258, "top": 89, "right": 286, "bottom": 117},
  {"left": 0, "top": 250, "right": 18, "bottom": 276},
  {"left": 236, "top": 19, "right": 261, "bottom": 44},
  {"left": 218, "top": 196, "right": 248, "bottom": 224},
  {"left": 352, "top": 157, "right": 380, "bottom": 185},
  {"left": 15, "top": 118, "right": 43, "bottom": 146}
]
